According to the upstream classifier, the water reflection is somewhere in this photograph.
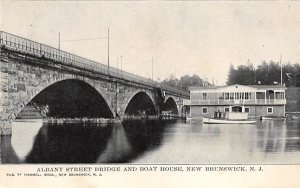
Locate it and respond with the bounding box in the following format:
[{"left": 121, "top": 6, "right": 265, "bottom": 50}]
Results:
[
  {"left": 1, "top": 119, "right": 300, "bottom": 164},
  {"left": 256, "top": 120, "right": 287, "bottom": 153},
  {"left": 1, "top": 119, "right": 44, "bottom": 163},
  {"left": 1, "top": 119, "right": 167, "bottom": 163},
  {"left": 25, "top": 123, "right": 113, "bottom": 163},
  {"left": 97, "top": 119, "right": 167, "bottom": 163},
  {"left": 1, "top": 136, "right": 20, "bottom": 163},
  {"left": 12, "top": 120, "right": 43, "bottom": 160},
  {"left": 123, "top": 120, "right": 166, "bottom": 154},
  {"left": 255, "top": 120, "right": 300, "bottom": 154},
  {"left": 285, "top": 120, "right": 300, "bottom": 152},
  {"left": 96, "top": 124, "right": 132, "bottom": 163}
]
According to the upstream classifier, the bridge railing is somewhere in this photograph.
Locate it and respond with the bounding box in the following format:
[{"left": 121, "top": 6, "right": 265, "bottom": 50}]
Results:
[
  {"left": 160, "top": 84, "right": 189, "bottom": 97},
  {"left": 0, "top": 31, "right": 189, "bottom": 97}
]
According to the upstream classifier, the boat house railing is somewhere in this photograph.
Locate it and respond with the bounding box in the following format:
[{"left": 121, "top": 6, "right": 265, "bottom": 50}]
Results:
[{"left": 183, "top": 99, "right": 286, "bottom": 106}]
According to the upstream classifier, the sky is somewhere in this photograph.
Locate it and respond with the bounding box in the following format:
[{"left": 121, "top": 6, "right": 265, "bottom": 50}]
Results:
[{"left": 1, "top": 1, "right": 300, "bottom": 85}]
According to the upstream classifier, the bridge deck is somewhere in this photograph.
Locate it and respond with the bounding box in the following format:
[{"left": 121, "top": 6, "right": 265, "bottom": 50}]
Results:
[{"left": 0, "top": 31, "right": 189, "bottom": 98}]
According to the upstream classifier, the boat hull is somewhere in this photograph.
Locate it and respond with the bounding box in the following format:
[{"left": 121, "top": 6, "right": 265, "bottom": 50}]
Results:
[
  {"left": 203, "top": 117, "right": 256, "bottom": 124},
  {"left": 261, "top": 116, "right": 286, "bottom": 120}
]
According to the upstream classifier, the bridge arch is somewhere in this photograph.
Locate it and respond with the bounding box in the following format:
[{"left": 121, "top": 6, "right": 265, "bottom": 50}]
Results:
[
  {"left": 124, "top": 90, "right": 157, "bottom": 116},
  {"left": 161, "top": 96, "right": 179, "bottom": 115},
  {"left": 10, "top": 75, "right": 115, "bottom": 121}
]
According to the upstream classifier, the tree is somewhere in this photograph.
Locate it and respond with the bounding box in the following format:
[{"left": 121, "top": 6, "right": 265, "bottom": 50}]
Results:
[
  {"left": 227, "top": 63, "right": 255, "bottom": 85},
  {"left": 226, "top": 64, "right": 237, "bottom": 85},
  {"left": 227, "top": 60, "right": 300, "bottom": 87},
  {"left": 255, "top": 61, "right": 269, "bottom": 84},
  {"left": 161, "top": 74, "right": 179, "bottom": 88},
  {"left": 161, "top": 74, "right": 207, "bottom": 91}
]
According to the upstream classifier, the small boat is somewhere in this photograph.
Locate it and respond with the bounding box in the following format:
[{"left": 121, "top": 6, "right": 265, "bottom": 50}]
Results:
[
  {"left": 203, "top": 117, "right": 256, "bottom": 124},
  {"left": 202, "top": 112, "right": 256, "bottom": 124},
  {"left": 261, "top": 116, "right": 286, "bottom": 120},
  {"left": 291, "top": 115, "right": 300, "bottom": 120}
]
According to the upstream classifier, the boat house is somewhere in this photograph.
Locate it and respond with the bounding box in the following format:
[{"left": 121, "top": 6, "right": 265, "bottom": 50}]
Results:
[{"left": 183, "top": 84, "right": 286, "bottom": 119}]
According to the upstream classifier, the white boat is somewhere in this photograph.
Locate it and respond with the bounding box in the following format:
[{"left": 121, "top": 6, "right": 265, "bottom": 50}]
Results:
[
  {"left": 203, "top": 117, "right": 256, "bottom": 124},
  {"left": 202, "top": 112, "right": 257, "bottom": 124},
  {"left": 291, "top": 115, "right": 300, "bottom": 120},
  {"left": 261, "top": 116, "right": 286, "bottom": 120}
]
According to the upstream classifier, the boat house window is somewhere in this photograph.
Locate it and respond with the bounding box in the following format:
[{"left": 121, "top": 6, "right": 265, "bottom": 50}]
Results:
[
  {"left": 267, "top": 107, "right": 273, "bottom": 114},
  {"left": 245, "top": 107, "right": 250, "bottom": 113},
  {"left": 203, "top": 93, "right": 207, "bottom": 100},
  {"left": 202, "top": 107, "right": 208, "bottom": 114},
  {"left": 224, "top": 93, "right": 229, "bottom": 100},
  {"left": 224, "top": 107, "right": 230, "bottom": 112},
  {"left": 266, "top": 90, "right": 275, "bottom": 99},
  {"left": 232, "top": 106, "right": 242, "bottom": 112},
  {"left": 235, "top": 92, "right": 240, "bottom": 100},
  {"left": 275, "top": 92, "right": 285, "bottom": 99},
  {"left": 256, "top": 92, "right": 265, "bottom": 99},
  {"left": 245, "top": 93, "right": 250, "bottom": 100},
  {"left": 230, "top": 93, "right": 234, "bottom": 99}
]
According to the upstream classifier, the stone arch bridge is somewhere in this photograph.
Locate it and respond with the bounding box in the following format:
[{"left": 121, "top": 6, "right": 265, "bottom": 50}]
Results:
[{"left": 0, "top": 31, "right": 189, "bottom": 136}]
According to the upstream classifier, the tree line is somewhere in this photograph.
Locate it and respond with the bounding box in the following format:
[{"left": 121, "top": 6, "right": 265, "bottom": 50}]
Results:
[
  {"left": 227, "top": 61, "right": 300, "bottom": 87},
  {"left": 160, "top": 74, "right": 210, "bottom": 92},
  {"left": 160, "top": 61, "right": 299, "bottom": 91}
]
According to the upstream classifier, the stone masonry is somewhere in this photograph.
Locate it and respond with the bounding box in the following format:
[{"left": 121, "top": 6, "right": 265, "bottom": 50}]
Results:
[{"left": 0, "top": 48, "right": 174, "bottom": 136}]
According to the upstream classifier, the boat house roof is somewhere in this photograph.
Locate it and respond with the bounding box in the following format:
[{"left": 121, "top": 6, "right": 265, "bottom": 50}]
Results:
[{"left": 189, "top": 84, "right": 287, "bottom": 92}]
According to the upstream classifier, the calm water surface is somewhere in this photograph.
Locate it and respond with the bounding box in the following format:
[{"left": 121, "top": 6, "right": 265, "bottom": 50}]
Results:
[{"left": 1, "top": 119, "right": 300, "bottom": 164}]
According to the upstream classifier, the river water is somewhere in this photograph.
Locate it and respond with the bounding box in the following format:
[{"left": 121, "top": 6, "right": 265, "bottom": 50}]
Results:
[{"left": 1, "top": 119, "right": 300, "bottom": 164}]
